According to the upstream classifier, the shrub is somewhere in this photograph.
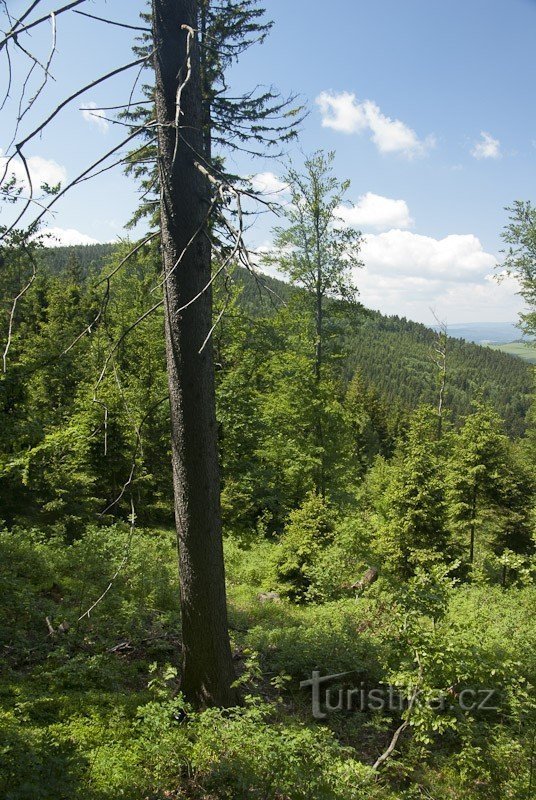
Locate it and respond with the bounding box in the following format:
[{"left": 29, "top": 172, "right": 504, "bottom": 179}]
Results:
[{"left": 274, "top": 492, "right": 335, "bottom": 601}]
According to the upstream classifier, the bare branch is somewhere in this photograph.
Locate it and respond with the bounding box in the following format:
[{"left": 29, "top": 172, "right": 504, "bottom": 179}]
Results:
[
  {"left": 72, "top": 9, "right": 151, "bottom": 32},
  {"left": 77, "top": 497, "right": 136, "bottom": 622},
  {"left": 0, "top": 0, "right": 88, "bottom": 51},
  {"left": 16, "top": 54, "right": 150, "bottom": 152},
  {"left": 2, "top": 251, "right": 37, "bottom": 372},
  {"left": 9, "top": 11, "right": 57, "bottom": 144}
]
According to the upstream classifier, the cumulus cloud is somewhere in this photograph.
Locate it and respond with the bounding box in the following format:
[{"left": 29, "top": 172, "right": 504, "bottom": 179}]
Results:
[
  {"left": 471, "top": 131, "right": 501, "bottom": 160},
  {"left": 352, "top": 229, "right": 524, "bottom": 322},
  {"left": 38, "top": 227, "right": 100, "bottom": 247},
  {"left": 250, "top": 171, "right": 288, "bottom": 196},
  {"left": 361, "top": 229, "right": 496, "bottom": 282},
  {"left": 315, "top": 91, "right": 435, "bottom": 158},
  {"left": 336, "top": 192, "right": 413, "bottom": 231},
  {"left": 0, "top": 150, "right": 66, "bottom": 190},
  {"left": 356, "top": 268, "right": 522, "bottom": 324},
  {"left": 80, "top": 102, "right": 109, "bottom": 133},
  {"left": 257, "top": 224, "right": 521, "bottom": 322}
]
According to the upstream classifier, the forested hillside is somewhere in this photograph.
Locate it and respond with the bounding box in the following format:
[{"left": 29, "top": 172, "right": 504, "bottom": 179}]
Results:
[{"left": 38, "top": 242, "right": 534, "bottom": 438}]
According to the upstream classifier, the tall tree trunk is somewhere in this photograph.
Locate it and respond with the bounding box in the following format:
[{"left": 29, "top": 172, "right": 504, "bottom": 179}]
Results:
[
  {"left": 314, "top": 211, "right": 325, "bottom": 496},
  {"left": 152, "top": 0, "right": 236, "bottom": 708}
]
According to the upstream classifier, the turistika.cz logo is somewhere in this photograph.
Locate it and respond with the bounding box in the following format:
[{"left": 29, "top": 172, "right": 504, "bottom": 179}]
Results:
[{"left": 300, "top": 670, "right": 500, "bottom": 720}]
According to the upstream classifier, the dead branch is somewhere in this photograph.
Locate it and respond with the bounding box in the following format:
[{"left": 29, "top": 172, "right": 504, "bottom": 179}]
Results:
[
  {"left": 2, "top": 250, "right": 36, "bottom": 372},
  {"left": 0, "top": 0, "right": 88, "bottom": 51},
  {"left": 372, "top": 652, "right": 424, "bottom": 772},
  {"left": 72, "top": 10, "right": 151, "bottom": 32},
  {"left": 77, "top": 497, "right": 136, "bottom": 622}
]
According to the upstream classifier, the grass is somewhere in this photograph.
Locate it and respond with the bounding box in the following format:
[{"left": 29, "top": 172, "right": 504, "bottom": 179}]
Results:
[{"left": 490, "top": 341, "right": 536, "bottom": 363}]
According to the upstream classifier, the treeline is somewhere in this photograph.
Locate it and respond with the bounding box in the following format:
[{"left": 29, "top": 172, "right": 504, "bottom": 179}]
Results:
[
  {"left": 38, "top": 242, "right": 534, "bottom": 431},
  {"left": 1, "top": 238, "right": 534, "bottom": 571}
]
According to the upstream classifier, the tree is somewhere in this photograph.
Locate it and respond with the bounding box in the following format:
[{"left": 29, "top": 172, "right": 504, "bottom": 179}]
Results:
[
  {"left": 500, "top": 201, "right": 536, "bottom": 337},
  {"left": 266, "top": 151, "right": 363, "bottom": 382},
  {"left": 382, "top": 405, "right": 450, "bottom": 578},
  {"left": 146, "top": 0, "right": 300, "bottom": 705},
  {"left": 345, "top": 371, "right": 391, "bottom": 472},
  {"left": 264, "top": 151, "right": 363, "bottom": 493},
  {"left": 273, "top": 490, "right": 334, "bottom": 601},
  {"left": 151, "top": 0, "right": 237, "bottom": 707},
  {"left": 446, "top": 402, "right": 533, "bottom": 571}
]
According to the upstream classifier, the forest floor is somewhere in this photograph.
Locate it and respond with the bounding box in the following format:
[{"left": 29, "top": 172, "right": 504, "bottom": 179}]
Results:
[{"left": 1, "top": 525, "right": 535, "bottom": 799}]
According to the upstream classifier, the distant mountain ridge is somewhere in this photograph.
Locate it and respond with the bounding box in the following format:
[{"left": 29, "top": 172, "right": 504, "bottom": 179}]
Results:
[{"left": 434, "top": 322, "right": 524, "bottom": 346}]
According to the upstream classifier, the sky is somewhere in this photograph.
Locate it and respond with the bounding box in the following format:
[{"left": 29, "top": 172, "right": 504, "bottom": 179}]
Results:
[{"left": 1, "top": 0, "right": 536, "bottom": 325}]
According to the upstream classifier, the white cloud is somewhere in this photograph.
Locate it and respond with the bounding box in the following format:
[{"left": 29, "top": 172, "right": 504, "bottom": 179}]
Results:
[
  {"left": 315, "top": 91, "right": 435, "bottom": 158},
  {"left": 0, "top": 150, "right": 67, "bottom": 190},
  {"left": 250, "top": 171, "right": 288, "bottom": 196},
  {"left": 355, "top": 268, "right": 522, "bottom": 324},
  {"left": 361, "top": 229, "right": 496, "bottom": 282},
  {"left": 80, "top": 102, "right": 109, "bottom": 133},
  {"left": 256, "top": 225, "right": 523, "bottom": 323},
  {"left": 38, "top": 227, "right": 100, "bottom": 246},
  {"left": 373, "top": 271, "right": 522, "bottom": 321},
  {"left": 353, "top": 229, "right": 525, "bottom": 323},
  {"left": 316, "top": 91, "right": 368, "bottom": 134},
  {"left": 471, "top": 131, "right": 501, "bottom": 160},
  {"left": 336, "top": 192, "right": 413, "bottom": 231}
]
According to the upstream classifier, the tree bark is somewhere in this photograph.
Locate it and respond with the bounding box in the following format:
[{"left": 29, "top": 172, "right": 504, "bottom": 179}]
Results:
[
  {"left": 314, "top": 208, "right": 325, "bottom": 496},
  {"left": 152, "top": 0, "right": 236, "bottom": 708}
]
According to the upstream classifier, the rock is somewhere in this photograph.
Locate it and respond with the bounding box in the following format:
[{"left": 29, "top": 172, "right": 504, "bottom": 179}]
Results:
[{"left": 258, "top": 591, "right": 281, "bottom": 603}]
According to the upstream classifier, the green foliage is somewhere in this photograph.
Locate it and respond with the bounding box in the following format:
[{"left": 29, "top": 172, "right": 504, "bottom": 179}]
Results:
[
  {"left": 500, "top": 200, "right": 536, "bottom": 337},
  {"left": 307, "top": 516, "right": 376, "bottom": 601},
  {"left": 273, "top": 491, "right": 335, "bottom": 601},
  {"left": 0, "top": 522, "right": 535, "bottom": 799},
  {"left": 245, "top": 598, "right": 386, "bottom": 682},
  {"left": 188, "top": 698, "right": 378, "bottom": 800},
  {"left": 0, "top": 242, "right": 171, "bottom": 528},
  {"left": 380, "top": 406, "right": 451, "bottom": 577},
  {"left": 0, "top": 526, "right": 179, "bottom": 660},
  {"left": 0, "top": 214, "right": 535, "bottom": 800},
  {"left": 446, "top": 402, "right": 534, "bottom": 573}
]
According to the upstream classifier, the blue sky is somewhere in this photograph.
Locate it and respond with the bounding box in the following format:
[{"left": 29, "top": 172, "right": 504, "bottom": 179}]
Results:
[{"left": 2, "top": 0, "right": 536, "bottom": 324}]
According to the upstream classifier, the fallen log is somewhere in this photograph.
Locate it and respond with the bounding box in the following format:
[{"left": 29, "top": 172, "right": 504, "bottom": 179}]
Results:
[{"left": 351, "top": 567, "right": 379, "bottom": 594}]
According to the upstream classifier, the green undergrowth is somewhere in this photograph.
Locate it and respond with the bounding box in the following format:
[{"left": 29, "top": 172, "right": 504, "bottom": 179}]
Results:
[{"left": 1, "top": 526, "right": 535, "bottom": 799}]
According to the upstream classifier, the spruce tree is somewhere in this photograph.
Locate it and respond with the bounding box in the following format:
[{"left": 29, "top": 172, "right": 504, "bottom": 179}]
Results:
[
  {"left": 124, "top": 0, "right": 302, "bottom": 227},
  {"left": 383, "top": 405, "right": 450, "bottom": 578},
  {"left": 264, "top": 151, "right": 363, "bottom": 494},
  {"left": 446, "top": 402, "right": 533, "bottom": 571}
]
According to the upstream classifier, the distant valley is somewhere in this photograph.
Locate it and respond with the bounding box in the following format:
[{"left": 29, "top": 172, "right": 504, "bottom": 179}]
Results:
[{"left": 436, "top": 322, "right": 536, "bottom": 363}]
